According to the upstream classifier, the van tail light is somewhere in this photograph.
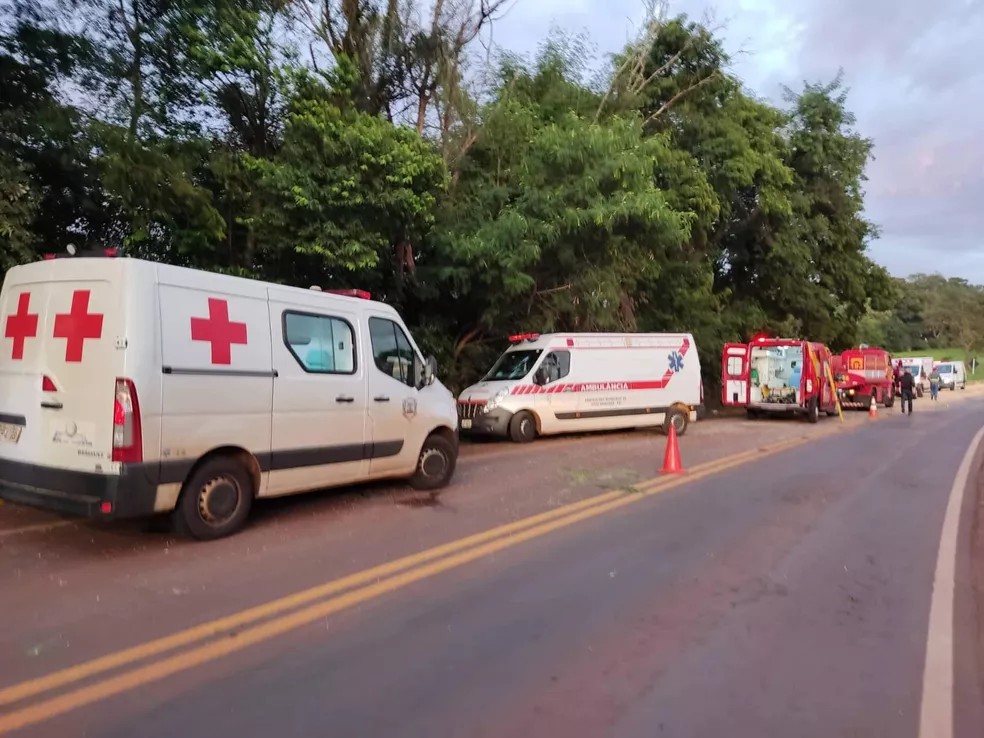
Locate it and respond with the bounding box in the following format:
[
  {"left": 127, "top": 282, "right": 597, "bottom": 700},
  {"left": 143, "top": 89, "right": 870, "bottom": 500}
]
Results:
[
  {"left": 42, "top": 375, "right": 57, "bottom": 392},
  {"left": 112, "top": 378, "right": 143, "bottom": 463}
]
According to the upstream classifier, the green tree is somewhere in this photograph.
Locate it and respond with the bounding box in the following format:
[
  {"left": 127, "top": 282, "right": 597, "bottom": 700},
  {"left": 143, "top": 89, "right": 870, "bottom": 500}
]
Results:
[{"left": 244, "top": 87, "right": 448, "bottom": 295}]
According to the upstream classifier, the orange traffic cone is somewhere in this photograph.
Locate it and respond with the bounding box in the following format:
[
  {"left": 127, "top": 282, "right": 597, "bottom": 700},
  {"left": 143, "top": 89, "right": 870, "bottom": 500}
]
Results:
[
  {"left": 660, "top": 424, "right": 685, "bottom": 474},
  {"left": 869, "top": 395, "right": 878, "bottom": 420}
]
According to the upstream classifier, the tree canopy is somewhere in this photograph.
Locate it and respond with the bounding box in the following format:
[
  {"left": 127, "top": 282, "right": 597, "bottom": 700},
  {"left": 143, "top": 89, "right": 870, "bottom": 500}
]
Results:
[{"left": 1, "top": 0, "right": 953, "bottom": 394}]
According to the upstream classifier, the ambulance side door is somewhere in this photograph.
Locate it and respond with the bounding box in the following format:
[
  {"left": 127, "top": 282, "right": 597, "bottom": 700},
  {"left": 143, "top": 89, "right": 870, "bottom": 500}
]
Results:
[
  {"left": 365, "top": 313, "right": 425, "bottom": 477},
  {"left": 722, "top": 343, "right": 750, "bottom": 405},
  {"left": 266, "top": 297, "right": 367, "bottom": 495},
  {"left": 533, "top": 348, "right": 573, "bottom": 432}
]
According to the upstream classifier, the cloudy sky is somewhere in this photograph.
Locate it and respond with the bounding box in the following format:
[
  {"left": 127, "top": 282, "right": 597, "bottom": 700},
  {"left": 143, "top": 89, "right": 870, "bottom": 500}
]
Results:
[{"left": 491, "top": 0, "right": 984, "bottom": 282}]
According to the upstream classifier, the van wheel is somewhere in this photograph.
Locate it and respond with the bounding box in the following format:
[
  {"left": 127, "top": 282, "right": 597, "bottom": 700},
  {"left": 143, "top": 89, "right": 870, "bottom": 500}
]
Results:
[
  {"left": 663, "top": 407, "right": 689, "bottom": 436},
  {"left": 172, "top": 457, "right": 253, "bottom": 540},
  {"left": 806, "top": 398, "right": 820, "bottom": 424},
  {"left": 746, "top": 408, "right": 759, "bottom": 420},
  {"left": 409, "top": 433, "right": 457, "bottom": 491},
  {"left": 508, "top": 411, "right": 537, "bottom": 443}
]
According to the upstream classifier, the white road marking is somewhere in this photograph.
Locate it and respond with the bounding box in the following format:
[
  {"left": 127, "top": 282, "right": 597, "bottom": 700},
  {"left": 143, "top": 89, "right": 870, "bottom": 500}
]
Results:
[{"left": 918, "top": 423, "right": 984, "bottom": 738}]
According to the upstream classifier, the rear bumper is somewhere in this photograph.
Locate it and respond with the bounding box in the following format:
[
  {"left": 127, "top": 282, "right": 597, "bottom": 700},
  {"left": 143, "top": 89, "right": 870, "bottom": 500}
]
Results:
[{"left": 0, "top": 458, "right": 158, "bottom": 519}]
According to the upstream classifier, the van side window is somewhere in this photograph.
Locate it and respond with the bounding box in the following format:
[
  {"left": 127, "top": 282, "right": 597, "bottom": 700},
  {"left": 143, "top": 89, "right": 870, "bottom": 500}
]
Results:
[
  {"left": 369, "top": 317, "right": 416, "bottom": 387},
  {"left": 283, "top": 312, "right": 355, "bottom": 374},
  {"left": 541, "top": 351, "right": 571, "bottom": 384}
]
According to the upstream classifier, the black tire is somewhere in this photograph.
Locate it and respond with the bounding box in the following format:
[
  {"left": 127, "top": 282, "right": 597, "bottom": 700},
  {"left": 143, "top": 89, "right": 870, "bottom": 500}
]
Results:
[
  {"left": 950, "top": 384, "right": 956, "bottom": 392},
  {"left": 806, "top": 398, "right": 820, "bottom": 424},
  {"left": 409, "top": 433, "right": 457, "bottom": 491},
  {"left": 172, "top": 457, "right": 254, "bottom": 540},
  {"left": 746, "top": 408, "right": 760, "bottom": 420},
  {"left": 885, "top": 391, "right": 895, "bottom": 408},
  {"left": 663, "top": 406, "right": 689, "bottom": 436},
  {"left": 508, "top": 411, "right": 537, "bottom": 443}
]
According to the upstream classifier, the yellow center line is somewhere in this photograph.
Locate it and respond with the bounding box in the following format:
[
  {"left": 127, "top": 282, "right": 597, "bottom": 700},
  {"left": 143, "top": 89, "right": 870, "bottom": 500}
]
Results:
[{"left": 0, "top": 424, "right": 859, "bottom": 732}]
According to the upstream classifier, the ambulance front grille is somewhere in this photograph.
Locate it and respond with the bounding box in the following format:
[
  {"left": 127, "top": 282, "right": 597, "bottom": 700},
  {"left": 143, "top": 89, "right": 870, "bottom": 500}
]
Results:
[{"left": 457, "top": 402, "right": 485, "bottom": 420}]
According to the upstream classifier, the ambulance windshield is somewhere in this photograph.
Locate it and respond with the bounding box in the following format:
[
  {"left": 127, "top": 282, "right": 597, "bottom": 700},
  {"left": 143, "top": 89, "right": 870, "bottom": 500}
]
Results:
[{"left": 483, "top": 349, "right": 543, "bottom": 381}]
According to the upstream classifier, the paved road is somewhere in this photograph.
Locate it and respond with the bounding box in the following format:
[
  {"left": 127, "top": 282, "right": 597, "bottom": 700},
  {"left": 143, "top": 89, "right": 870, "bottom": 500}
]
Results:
[{"left": 1, "top": 395, "right": 983, "bottom": 737}]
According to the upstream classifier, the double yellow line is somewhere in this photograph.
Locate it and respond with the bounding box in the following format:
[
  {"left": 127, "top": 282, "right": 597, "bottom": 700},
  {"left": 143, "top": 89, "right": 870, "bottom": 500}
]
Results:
[{"left": 0, "top": 426, "right": 846, "bottom": 734}]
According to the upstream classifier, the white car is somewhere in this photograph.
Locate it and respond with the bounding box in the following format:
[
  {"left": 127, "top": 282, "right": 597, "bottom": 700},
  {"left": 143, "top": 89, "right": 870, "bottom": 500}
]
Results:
[
  {"left": 0, "top": 253, "right": 459, "bottom": 539},
  {"left": 935, "top": 361, "right": 967, "bottom": 391}
]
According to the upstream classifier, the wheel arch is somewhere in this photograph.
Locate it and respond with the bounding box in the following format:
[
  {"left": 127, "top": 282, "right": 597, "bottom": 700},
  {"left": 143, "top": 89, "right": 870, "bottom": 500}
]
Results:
[{"left": 178, "top": 445, "right": 262, "bottom": 500}]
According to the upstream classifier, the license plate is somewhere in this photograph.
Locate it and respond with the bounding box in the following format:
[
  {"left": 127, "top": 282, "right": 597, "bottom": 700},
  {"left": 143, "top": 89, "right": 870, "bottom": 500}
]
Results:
[
  {"left": 0, "top": 422, "right": 23, "bottom": 444},
  {"left": 460, "top": 419, "right": 472, "bottom": 429}
]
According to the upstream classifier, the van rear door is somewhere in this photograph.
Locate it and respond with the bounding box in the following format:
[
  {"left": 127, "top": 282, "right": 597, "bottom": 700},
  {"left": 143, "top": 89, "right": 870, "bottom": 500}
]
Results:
[
  {"left": 721, "top": 343, "right": 750, "bottom": 405},
  {"left": 0, "top": 260, "right": 122, "bottom": 474}
]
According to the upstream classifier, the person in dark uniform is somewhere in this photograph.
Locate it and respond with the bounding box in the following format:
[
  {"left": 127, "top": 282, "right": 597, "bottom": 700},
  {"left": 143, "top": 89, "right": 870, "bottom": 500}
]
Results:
[{"left": 900, "top": 367, "right": 915, "bottom": 415}]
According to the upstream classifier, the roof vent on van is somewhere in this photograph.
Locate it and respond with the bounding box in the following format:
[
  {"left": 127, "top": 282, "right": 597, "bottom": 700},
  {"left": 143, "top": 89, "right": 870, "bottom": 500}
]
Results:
[{"left": 309, "top": 286, "right": 323, "bottom": 291}]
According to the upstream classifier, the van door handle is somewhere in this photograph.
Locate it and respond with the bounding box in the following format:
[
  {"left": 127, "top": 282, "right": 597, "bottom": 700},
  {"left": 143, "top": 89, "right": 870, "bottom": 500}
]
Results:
[
  {"left": 335, "top": 396, "right": 355, "bottom": 404},
  {"left": 41, "top": 401, "right": 63, "bottom": 410},
  {"left": 373, "top": 396, "right": 390, "bottom": 403}
]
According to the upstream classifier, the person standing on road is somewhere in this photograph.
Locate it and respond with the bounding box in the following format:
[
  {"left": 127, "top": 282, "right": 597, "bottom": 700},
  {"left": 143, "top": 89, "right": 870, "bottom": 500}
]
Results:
[
  {"left": 900, "top": 368, "right": 915, "bottom": 415},
  {"left": 929, "top": 367, "right": 941, "bottom": 401}
]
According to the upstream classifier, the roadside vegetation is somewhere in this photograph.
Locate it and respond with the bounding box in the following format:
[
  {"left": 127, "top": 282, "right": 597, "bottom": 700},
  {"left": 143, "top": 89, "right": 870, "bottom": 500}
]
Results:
[
  {"left": 0, "top": 0, "right": 978, "bottom": 392},
  {"left": 858, "top": 275, "right": 984, "bottom": 375}
]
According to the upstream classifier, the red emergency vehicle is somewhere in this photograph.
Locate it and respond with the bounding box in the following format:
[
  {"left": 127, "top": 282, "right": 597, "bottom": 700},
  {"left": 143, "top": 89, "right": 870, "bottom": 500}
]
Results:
[
  {"left": 722, "top": 335, "right": 838, "bottom": 423},
  {"left": 831, "top": 346, "right": 896, "bottom": 409}
]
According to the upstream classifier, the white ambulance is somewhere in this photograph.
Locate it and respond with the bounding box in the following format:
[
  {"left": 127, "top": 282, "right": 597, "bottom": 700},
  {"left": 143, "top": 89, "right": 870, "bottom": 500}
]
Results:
[
  {"left": 0, "top": 253, "right": 459, "bottom": 539},
  {"left": 457, "top": 333, "right": 702, "bottom": 442}
]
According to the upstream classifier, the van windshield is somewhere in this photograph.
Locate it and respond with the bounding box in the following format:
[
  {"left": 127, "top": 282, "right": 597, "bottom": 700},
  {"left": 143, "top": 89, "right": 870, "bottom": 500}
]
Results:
[
  {"left": 483, "top": 349, "right": 543, "bottom": 381},
  {"left": 937, "top": 364, "right": 952, "bottom": 373}
]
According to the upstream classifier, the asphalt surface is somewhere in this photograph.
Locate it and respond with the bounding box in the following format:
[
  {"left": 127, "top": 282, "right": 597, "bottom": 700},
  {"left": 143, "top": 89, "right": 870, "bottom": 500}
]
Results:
[{"left": 1, "top": 392, "right": 983, "bottom": 737}]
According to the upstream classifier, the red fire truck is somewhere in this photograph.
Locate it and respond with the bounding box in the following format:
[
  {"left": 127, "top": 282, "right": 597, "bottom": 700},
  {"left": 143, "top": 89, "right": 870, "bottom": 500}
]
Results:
[
  {"left": 831, "top": 346, "right": 897, "bottom": 409},
  {"left": 722, "top": 335, "right": 838, "bottom": 423}
]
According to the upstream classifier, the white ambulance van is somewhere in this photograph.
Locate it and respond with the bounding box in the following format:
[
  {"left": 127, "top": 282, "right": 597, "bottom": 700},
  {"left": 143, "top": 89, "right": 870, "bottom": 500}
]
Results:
[
  {"left": 457, "top": 333, "right": 702, "bottom": 442},
  {"left": 0, "top": 254, "right": 459, "bottom": 539}
]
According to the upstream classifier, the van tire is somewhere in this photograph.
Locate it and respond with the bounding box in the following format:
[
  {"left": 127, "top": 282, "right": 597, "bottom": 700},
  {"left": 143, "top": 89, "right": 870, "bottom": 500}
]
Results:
[
  {"left": 409, "top": 433, "right": 457, "bottom": 491},
  {"left": 172, "top": 457, "right": 254, "bottom": 540},
  {"left": 746, "top": 408, "right": 759, "bottom": 420},
  {"left": 806, "top": 398, "right": 820, "bottom": 424},
  {"left": 508, "top": 411, "right": 537, "bottom": 443},
  {"left": 663, "top": 407, "right": 689, "bottom": 436}
]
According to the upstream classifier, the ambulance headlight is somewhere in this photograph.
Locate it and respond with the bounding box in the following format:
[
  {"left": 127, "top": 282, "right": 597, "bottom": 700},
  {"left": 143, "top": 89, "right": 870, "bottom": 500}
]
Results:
[{"left": 484, "top": 388, "right": 509, "bottom": 412}]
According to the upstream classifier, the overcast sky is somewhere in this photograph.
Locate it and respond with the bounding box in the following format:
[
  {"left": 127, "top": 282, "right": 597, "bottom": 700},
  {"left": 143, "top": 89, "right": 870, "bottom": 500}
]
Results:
[{"left": 491, "top": 0, "right": 984, "bottom": 283}]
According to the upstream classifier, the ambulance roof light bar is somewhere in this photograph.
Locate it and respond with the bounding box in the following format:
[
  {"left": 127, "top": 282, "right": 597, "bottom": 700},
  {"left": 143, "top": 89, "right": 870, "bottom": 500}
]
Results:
[
  {"left": 321, "top": 288, "right": 372, "bottom": 300},
  {"left": 509, "top": 333, "right": 540, "bottom": 343},
  {"left": 43, "top": 247, "right": 118, "bottom": 260}
]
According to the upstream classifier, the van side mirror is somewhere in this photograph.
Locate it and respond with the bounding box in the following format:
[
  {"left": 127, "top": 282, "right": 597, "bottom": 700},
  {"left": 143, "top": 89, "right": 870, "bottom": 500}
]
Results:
[{"left": 417, "top": 355, "right": 437, "bottom": 388}]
